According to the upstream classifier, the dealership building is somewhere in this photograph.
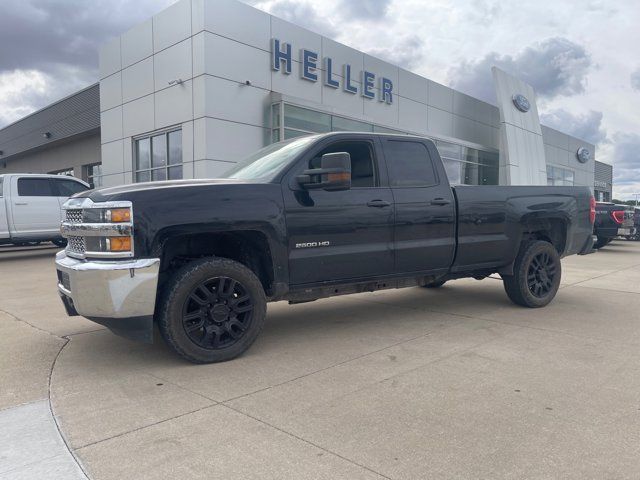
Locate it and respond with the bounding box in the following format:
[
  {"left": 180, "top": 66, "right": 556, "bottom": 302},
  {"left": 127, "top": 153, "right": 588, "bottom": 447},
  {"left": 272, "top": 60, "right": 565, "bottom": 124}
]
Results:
[{"left": 0, "top": 0, "right": 611, "bottom": 194}]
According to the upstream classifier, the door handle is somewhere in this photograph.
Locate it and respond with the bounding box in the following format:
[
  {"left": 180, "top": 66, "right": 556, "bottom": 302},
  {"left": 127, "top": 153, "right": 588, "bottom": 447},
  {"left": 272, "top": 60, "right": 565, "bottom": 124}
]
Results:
[
  {"left": 14, "top": 202, "right": 28, "bottom": 206},
  {"left": 367, "top": 199, "right": 391, "bottom": 208},
  {"left": 430, "top": 198, "right": 451, "bottom": 206}
]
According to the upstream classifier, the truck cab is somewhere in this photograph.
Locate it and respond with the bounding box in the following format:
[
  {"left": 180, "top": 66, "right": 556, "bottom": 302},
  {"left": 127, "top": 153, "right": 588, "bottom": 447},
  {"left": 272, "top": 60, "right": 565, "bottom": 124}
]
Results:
[{"left": 0, "top": 174, "right": 90, "bottom": 246}]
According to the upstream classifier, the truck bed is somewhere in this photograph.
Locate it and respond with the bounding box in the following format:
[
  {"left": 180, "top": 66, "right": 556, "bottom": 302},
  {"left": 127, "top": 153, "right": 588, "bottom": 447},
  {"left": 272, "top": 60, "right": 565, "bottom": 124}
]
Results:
[{"left": 451, "top": 185, "right": 593, "bottom": 273}]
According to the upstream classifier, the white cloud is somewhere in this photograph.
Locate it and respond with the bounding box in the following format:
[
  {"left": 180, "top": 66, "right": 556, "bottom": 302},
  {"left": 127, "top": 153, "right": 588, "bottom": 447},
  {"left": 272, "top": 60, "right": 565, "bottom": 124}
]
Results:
[
  {"left": 448, "top": 37, "right": 592, "bottom": 104},
  {"left": 540, "top": 110, "right": 607, "bottom": 146},
  {"left": 1, "top": 0, "right": 639, "bottom": 196}
]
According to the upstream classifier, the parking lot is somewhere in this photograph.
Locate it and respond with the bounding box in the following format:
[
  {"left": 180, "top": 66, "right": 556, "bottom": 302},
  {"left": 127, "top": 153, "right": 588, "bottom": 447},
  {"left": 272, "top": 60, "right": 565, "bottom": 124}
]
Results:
[{"left": 1, "top": 241, "right": 640, "bottom": 479}]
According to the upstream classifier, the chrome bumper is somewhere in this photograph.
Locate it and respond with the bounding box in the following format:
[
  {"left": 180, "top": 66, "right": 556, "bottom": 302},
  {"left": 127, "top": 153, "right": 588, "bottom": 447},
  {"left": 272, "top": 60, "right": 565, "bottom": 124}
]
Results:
[{"left": 55, "top": 250, "right": 160, "bottom": 319}]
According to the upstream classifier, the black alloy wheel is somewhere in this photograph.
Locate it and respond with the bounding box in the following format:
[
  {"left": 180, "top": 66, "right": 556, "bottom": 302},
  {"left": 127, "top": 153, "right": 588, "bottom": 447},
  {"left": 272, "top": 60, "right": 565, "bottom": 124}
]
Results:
[
  {"left": 182, "top": 276, "right": 254, "bottom": 350},
  {"left": 158, "top": 257, "right": 267, "bottom": 363},
  {"left": 526, "top": 251, "right": 557, "bottom": 298},
  {"left": 502, "top": 240, "right": 562, "bottom": 308}
]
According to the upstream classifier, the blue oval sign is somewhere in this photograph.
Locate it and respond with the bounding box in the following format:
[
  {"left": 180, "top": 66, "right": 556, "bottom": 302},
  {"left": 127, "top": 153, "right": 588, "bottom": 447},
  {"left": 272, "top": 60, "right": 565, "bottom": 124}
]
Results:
[
  {"left": 512, "top": 93, "right": 530, "bottom": 113},
  {"left": 577, "top": 147, "right": 590, "bottom": 163}
]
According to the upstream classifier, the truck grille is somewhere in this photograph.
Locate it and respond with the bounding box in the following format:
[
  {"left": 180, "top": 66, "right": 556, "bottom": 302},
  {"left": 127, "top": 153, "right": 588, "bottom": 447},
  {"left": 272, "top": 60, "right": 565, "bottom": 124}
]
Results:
[
  {"left": 65, "top": 209, "right": 83, "bottom": 223},
  {"left": 66, "top": 236, "right": 86, "bottom": 257}
]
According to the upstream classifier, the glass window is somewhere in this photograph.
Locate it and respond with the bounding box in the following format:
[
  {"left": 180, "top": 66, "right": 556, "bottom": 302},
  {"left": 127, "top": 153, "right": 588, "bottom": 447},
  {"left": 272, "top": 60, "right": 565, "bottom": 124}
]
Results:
[
  {"left": 478, "top": 150, "right": 499, "bottom": 167},
  {"left": 152, "top": 134, "right": 167, "bottom": 168},
  {"left": 311, "top": 141, "right": 377, "bottom": 188},
  {"left": 564, "top": 169, "right": 575, "bottom": 186},
  {"left": 49, "top": 168, "right": 74, "bottom": 177},
  {"left": 136, "top": 138, "right": 151, "bottom": 170},
  {"left": 168, "top": 130, "right": 182, "bottom": 165},
  {"left": 373, "top": 125, "right": 406, "bottom": 134},
  {"left": 462, "top": 162, "right": 480, "bottom": 185},
  {"left": 547, "top": 165, "right": 575, "bottom": 186},
  {"left": 54, "top": 179, "right": 89, "bottom": 197},
  {"left": 437, "top": 141, "right": 462, "bottom": 161},
  {"left": 223, "top": 135, "right": 320, "bottom": 181},
  {"left": 17, "top": 178, "right": 54, "bottom": 197},
  {"left": 284, "top": 105, "right": 331, "bottom": 133},
  {"left": 272, "top": 104, "right": 280, "bottom": 128},
  {"left": 87, "top": 164, "right": 102, "bottom": 189},
  {"left": 442, "top": 159, "right": 462, "bottom": 184},
  {"left": 463, "top": 147, "right": 480, "bottom": 164},
  {"left": 134, "top": 129, "right": 182, "bottom": 183},
  {"left": 284, "top": 129, "right": 310, "bottom": 140},
  {"left": 384, "top": 140, "right": 437, "bottom": 187},
  {"left": 332, "top": 116, "right": 373, "bottom": 132},
  {"left": 553, "top": 167, "right": 563, "bottom": 184},
  {"left": 479, "top": 164, "right": 499, "bottom": 185}
]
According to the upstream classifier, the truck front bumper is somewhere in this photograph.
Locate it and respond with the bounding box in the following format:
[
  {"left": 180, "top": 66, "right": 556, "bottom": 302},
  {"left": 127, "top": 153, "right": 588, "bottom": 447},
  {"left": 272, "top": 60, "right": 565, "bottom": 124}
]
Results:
[{"left": 55, "top": 251, "right": 160, "bottom": 343}]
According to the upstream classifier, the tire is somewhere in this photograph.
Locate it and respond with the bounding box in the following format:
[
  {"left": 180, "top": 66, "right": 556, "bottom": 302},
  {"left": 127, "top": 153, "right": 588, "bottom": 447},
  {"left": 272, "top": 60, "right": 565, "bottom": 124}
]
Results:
[
  {"left": 158, "top": 257, "right": 267, "bottom": 364},
  {"left": 52, "top": 239, "right": 67, "bottom": 248},
  {"left": 593, "top": 236, "right": 610, "bottom": 249},
  {"left": 502, "top": 240, "right": 561, "bottom": 308},
  {"left": 422, "top": 279, "right": 447, "bottom": 288}
]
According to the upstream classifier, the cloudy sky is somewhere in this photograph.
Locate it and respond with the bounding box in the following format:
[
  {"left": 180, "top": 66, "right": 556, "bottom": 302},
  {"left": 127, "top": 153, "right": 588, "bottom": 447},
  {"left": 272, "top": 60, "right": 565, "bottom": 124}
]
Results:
[{"left": 1, "top": 0, "right": 639, "bottom": 198}]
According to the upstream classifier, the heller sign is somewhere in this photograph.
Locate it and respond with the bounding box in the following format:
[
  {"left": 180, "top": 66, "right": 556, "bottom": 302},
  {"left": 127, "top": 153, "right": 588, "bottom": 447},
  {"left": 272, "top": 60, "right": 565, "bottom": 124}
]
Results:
[{"left": 271, "top": 39, "right": 394, "bottom": 104}]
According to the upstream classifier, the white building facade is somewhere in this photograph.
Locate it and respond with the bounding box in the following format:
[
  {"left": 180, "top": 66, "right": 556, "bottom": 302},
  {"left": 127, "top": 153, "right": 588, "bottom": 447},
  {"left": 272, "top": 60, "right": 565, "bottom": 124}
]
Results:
[{"left": 97, "top": 0, "right": 595, "bottom": 189}]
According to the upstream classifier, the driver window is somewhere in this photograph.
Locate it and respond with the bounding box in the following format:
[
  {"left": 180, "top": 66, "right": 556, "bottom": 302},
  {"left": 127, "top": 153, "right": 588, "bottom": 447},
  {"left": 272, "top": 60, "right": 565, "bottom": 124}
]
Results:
[{"left": 310, "top": 141, "right": 377, "bottom": 188}]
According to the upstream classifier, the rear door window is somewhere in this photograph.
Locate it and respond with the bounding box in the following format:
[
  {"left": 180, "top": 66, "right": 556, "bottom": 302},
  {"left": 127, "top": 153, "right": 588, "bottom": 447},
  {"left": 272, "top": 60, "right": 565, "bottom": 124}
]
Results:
[
  {"left": 53, "top": 178, "right": 89, "bottom": 197},
  {"left": 17, "top": 178, "right": 55, "bottom": 197},
  {"left": 384, "top": 140, "right": 437, "bottom": 187}
]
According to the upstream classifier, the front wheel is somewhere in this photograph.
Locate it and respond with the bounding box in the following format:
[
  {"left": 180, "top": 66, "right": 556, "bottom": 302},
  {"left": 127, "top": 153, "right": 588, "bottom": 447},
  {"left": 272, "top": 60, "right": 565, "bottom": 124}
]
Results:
[
  {"left": 502, "top": 240, "right": 561, "bottom": 308},
  {"left": 158, "top": 257, "right": 267, "bottom": 363},
  {"left": 52, "top": 239, "right": 67, "bottom": 248}
]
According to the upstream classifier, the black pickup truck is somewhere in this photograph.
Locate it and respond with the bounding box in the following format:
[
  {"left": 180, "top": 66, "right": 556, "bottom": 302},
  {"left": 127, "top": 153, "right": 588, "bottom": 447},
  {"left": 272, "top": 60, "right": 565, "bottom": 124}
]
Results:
[
  {"left": 56, "top": 132, "right": 594, "bottom": 363},
  {"left": 593, "top": 202, "right": 636, "bottom": 248}
]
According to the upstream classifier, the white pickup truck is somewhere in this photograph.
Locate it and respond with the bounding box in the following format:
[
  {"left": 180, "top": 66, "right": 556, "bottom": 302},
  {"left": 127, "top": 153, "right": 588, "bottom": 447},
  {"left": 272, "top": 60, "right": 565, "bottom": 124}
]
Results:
[{"left": 0, "top": 174, "right": 90, "bottom": 247}]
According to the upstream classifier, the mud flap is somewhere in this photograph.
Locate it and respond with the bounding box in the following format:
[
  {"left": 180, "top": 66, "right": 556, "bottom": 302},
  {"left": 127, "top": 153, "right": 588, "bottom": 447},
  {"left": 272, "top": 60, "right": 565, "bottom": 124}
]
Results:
[{"left": 86, "top": 315, "right": 155, "bottom": 344}]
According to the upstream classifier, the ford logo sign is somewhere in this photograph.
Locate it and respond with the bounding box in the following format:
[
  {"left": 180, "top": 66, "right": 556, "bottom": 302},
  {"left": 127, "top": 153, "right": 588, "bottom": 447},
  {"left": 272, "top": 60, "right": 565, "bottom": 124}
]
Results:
[
  {"left": 577, "top": 147, "right": 591, "bottom": 163},
  {"left": 512, "top": 94, "right": 530, "bottom": 112}
]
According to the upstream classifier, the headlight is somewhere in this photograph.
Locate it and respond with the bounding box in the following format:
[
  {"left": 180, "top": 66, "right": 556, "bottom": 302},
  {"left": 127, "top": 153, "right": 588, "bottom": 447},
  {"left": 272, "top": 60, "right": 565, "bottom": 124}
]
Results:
[
  {"left": 61, "top": 200, "right": 134, "bottom": 259},
  {"left": 82, "top": 207, "right": 132, "bottom": 224},
  {"left": 85, "top": 236, "right": 133, "bottom": 254}
]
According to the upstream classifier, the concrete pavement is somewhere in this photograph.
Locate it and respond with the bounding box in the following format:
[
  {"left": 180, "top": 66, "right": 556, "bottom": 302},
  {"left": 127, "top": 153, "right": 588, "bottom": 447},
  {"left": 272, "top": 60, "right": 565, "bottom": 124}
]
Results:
[{"left": 1, "top": 241, "right": 639, "bottom": 479}]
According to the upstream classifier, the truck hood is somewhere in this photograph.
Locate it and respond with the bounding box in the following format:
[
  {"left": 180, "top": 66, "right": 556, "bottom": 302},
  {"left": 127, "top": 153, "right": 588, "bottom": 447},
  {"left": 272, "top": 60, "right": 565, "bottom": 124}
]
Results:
[{"left": 76, "top": 178, "right": 250, "bottom": 202}]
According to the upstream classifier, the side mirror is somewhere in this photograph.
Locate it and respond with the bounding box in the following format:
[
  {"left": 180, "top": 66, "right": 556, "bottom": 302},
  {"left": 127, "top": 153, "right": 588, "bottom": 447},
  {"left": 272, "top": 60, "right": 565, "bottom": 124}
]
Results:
[{"left": 296, "top": 152, "right": 351, "bottom": 191}]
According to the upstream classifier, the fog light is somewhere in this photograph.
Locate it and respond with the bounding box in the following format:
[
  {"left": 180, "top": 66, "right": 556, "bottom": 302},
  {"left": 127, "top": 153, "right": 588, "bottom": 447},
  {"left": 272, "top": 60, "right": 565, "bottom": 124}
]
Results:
[
  {"left": 107, "top": 237, "right": 132, "bottom": 252},
  {"left": 107, "top": 208, "right": 131, "bottom": 223}
]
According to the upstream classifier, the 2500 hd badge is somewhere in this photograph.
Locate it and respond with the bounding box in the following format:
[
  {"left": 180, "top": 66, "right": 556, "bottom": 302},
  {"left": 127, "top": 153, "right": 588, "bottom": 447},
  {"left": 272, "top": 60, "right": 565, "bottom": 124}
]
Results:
[{"left": 295, "top": 241, "right": 331, "bottom": 248}]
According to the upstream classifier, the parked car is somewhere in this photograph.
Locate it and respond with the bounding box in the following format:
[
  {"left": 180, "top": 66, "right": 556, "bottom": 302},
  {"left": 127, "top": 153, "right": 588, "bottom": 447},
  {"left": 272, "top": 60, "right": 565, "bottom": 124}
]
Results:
[
  {"left": 0, "top": 174, "right": 90, "bottom": 247},
  {"left": 55, "top": 133, "right": 595, "bottom": 363},
  {"left": 622, "top": 207, "right": 640, "bottom": 241},
  {"left": 593, "top": 202, "right": 636, "bottom": 248}
]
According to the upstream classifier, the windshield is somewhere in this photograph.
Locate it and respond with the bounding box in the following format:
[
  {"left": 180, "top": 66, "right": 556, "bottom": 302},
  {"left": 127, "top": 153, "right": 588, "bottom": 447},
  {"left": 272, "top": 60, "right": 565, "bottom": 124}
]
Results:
[{"left": 221, "top": 135, "right": 319, "bottom": 181}]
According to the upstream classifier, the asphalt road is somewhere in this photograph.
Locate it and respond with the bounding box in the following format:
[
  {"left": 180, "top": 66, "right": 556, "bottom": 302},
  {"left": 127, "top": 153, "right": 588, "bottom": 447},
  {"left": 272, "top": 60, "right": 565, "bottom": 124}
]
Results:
[{"left": 1, "top": 241, "right": 640, "bottom": 479}]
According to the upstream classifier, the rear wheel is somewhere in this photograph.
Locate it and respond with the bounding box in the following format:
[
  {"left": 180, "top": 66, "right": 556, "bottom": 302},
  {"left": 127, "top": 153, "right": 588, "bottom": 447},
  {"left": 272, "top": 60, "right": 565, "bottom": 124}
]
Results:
[
  {"left": 158, "top": 257, "right": 267, "bottom": 363},
  {"left": 593, "top": 236, "right": 610, "bottom": 249},
  {"left": 502, "top": 240, "right": 561, "bottom": 308}
]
